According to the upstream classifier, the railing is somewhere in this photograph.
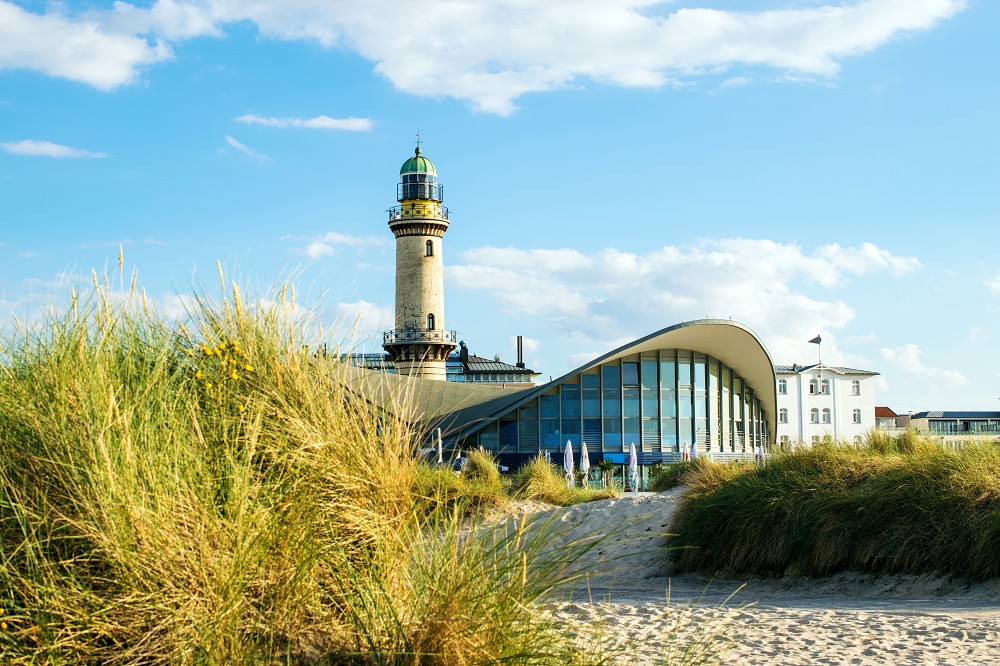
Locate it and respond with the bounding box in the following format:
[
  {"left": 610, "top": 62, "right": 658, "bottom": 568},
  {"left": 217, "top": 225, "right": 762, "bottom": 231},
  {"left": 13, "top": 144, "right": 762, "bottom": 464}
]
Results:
[
  {"left": 388, "top": 204, "right": 449, "bottom": 222},
  {"left": 383, "top": 329, "right": 458, "bottom": 345}
]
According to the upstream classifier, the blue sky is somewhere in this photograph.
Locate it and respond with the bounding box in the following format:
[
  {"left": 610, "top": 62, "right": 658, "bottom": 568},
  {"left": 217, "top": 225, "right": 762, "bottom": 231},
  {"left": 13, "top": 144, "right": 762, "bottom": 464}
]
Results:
[{"left": 1, "top": 0, "right": 997, "bottom": 413}]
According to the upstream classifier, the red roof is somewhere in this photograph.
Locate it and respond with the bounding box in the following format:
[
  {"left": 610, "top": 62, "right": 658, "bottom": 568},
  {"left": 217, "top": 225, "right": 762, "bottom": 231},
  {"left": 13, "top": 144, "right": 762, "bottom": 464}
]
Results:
[{"left": 874, "top": 406, "right": 898, "bottom": 418}]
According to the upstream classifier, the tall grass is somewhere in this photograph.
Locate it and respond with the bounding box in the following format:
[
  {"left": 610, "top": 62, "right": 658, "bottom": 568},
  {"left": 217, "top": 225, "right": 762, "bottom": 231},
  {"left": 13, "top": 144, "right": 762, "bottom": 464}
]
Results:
[
  {"left": 670, "top": 437, "right": 1000, "bottom": 580},
  {"left": 512, "top": 456, "right": 620, "bottom": 506},
  {"left": 0, "top": 270, "right": 611, "bottom": 664}
]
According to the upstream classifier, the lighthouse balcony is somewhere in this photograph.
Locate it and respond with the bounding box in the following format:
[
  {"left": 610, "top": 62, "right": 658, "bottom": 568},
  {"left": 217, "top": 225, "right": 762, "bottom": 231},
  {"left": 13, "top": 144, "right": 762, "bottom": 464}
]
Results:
[
  {"left": 388, "top": 204, "right": 450, "bottom": 222},
  {"left": 383, "top": 328, "right": 458, "bottom": 345}
]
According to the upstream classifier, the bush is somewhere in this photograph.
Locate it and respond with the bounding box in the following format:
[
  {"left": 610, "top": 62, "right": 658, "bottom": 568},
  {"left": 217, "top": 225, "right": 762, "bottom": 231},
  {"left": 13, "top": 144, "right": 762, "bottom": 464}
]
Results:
[
  {"left": 670, "top": 438, "right": 1000, "bottom": 581},
  {"left": 513, "top": 456, "right": 620, "bottom": 506}
]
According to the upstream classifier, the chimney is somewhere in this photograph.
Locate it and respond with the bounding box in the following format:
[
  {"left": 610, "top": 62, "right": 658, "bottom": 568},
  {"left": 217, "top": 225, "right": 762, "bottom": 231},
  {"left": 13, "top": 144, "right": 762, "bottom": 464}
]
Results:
[
  {"left": 459, "top": 340, "right": 469, "bottom": 364},
  {"left": 516, "top": 335, "right": 525, "bottom": 368}
]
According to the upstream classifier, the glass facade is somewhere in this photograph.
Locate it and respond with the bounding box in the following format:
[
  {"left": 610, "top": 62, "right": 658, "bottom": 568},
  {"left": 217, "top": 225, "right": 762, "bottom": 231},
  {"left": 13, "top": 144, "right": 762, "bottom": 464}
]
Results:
[{"left": 460, "top": 348, "right": 771, "bottom": 465}]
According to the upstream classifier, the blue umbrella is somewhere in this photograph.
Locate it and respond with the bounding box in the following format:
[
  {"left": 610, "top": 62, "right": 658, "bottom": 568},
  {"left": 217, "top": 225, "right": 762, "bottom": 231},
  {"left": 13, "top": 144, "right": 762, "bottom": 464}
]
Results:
[{"left": 628, "top": 442, "right": 639, "bottom": 493}]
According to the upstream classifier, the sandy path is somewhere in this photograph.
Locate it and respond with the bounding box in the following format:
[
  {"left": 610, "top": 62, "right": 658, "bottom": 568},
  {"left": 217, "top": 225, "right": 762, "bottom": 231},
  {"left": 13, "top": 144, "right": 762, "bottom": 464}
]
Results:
[{"left": 508, "top": 491, "right": 1000, "bottom": 665}]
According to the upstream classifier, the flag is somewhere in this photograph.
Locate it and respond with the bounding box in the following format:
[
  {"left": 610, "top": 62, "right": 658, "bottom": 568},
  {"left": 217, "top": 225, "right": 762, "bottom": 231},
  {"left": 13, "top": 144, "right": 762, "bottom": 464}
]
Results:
[{"left": 808, "top": 335, "right": 822, "bottom": 344}]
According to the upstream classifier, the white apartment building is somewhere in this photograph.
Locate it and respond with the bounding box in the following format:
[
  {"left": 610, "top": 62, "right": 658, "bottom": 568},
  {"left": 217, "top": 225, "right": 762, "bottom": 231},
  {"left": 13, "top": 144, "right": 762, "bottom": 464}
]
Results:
[{"left": 775, "top": 364, "right": 878, "bottom": 447}]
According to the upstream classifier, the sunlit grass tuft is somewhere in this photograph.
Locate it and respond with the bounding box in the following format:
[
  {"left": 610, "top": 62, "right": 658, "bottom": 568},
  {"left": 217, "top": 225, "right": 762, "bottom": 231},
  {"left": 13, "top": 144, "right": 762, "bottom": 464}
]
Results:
[{"left": 669, "top": 435, "right": 1000, "bottom": 580}]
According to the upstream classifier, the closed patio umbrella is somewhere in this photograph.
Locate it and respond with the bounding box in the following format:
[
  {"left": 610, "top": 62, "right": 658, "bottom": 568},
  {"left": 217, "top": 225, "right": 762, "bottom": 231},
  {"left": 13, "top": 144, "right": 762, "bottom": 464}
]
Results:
[
  {"left": 628, "top": 442, "right": 639, "bottom": 493},
  {"left": 564, "top": 440, "right": 575, "bottom": 488},
  {"left": 579, "top": 440, "right": 591, "bottom": 488}
]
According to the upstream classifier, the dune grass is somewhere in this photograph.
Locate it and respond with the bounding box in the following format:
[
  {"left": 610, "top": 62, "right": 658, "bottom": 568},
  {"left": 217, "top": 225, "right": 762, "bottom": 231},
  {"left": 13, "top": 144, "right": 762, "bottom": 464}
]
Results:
[
  {"left": 669, "top": 436, "right": 1000, "bottom": 580},
  {"left": 0, "top": 271, "right": 624, "bottom": 664},
  {"left": 512, "top": 456, "right": 620, "bottom": 507}
]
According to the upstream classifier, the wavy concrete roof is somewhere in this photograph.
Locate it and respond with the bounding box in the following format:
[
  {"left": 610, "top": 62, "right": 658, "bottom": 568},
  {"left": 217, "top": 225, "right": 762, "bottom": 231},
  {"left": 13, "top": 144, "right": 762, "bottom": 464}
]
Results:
[{"left": 343, "top": 319, "right": 777, "bottom": 446}]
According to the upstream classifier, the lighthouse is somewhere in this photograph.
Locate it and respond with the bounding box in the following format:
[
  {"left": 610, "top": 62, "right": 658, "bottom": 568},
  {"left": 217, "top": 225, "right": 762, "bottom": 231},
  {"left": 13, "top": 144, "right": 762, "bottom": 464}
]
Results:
[{"left": 382, "top": 142, "right": 457, "bottom": 380}]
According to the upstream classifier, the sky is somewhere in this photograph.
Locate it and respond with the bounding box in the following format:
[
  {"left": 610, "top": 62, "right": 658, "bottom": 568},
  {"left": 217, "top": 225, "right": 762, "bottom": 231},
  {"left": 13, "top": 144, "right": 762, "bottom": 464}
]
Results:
[{"left": 1, "top": 0, "right": 998, "bottom": 413}]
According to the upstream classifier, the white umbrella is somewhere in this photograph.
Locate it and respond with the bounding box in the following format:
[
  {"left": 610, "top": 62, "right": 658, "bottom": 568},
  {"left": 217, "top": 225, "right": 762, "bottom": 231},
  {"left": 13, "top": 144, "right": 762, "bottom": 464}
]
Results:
[
  {"left": 564, "top": 440, "right": 575, "bottom": 488},
  {"left": 628, "top": 442, "right": 639, "bottom": 493},
  {"left": 436, "top": 427, "right": 443, "bottom": 465},
  {"left": 579, "top": 440, "right": 591, "bottom": 488}
]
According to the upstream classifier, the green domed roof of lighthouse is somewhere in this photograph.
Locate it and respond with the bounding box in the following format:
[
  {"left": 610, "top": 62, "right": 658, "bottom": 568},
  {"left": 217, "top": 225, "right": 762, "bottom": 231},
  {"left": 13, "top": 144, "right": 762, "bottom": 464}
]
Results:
[{"left": 400, "top": 147, "right": 437, "bottom": 175}]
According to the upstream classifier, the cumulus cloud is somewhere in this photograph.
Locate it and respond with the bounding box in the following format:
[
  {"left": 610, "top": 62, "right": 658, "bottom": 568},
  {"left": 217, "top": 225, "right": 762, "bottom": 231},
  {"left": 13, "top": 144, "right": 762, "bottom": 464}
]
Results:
[
  {"left": 330, "top": 299, "right": 392, "bottom": 342},
  {"left": 0, "top": 1, "right": 170, "bottom": 89},
  {"left": 448, "top": 238, "right": 921, "bottom": 366},
  {"left": 1, "top": 140, "right": 108, "bottom": 159},
  {"left": 1, "top": 0, "right": 966, "bottom": 113},
  {"left": 880, "top": 343, "right": 968, "bottom": 390},
  {"left": 224, "top": 135, "right": 269, "bottom": 163},
  {"left": 987, "top": 274, "right": 1000, "bottom": 295},
  {"left": 235, "top": 114, "right": 374, "bottom": 131},
  {"left": 299, "top": 231, "right": 389, "bottom": 259}
]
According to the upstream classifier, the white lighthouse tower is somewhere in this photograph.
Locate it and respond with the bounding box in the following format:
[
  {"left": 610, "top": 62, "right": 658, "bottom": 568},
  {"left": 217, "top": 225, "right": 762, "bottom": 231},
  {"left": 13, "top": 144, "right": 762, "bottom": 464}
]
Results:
[{"left": 382, "top": 141, "right": 457, "bottom": 380}]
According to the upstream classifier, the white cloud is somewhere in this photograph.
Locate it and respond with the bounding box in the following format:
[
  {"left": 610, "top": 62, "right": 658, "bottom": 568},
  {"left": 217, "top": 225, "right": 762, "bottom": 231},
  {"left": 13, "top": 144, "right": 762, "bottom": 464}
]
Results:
[
  {"left": 0, "top": 1, "right": 170, "bottom": 89},
  {"left": 1, "top": 1, "right": 966, "bottom": 113},
  {"left": 968, "top": 327, "right": 986, "bottom": 344},
  {"left": 880, "top": 343, "right": 968, "bottom": 390},
  {"left": 448, "top": 238, "right": 921, "bottom": 367},
  {"left": 987, "top": 275, "right": 1000, "bottom": 295},
  {"left": 1, "top": 140, "right": 108, "bottom": 159},
  {"left": 330, "top": 299, "right": 392, "bottom": 342},
  {"left": 299, "top": 231, "right": 388, "bottom": 259},
  {"left": 224, "top": 135, "right": 269, "bottom": 163},
  {"left": 235, "top": 114, "right": 374, "bottom": 131}
]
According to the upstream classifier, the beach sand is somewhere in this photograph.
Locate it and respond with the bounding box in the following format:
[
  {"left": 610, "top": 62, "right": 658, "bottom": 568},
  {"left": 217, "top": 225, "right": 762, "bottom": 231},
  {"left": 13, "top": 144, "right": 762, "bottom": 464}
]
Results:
[{"left": 505, "top": 491, "right": 1000, "bottom": 665}]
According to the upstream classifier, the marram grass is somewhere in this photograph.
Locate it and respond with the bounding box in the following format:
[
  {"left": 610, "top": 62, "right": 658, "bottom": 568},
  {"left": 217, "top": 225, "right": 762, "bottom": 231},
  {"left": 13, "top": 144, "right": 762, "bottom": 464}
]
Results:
[
  {"left": 669, "top": 438, "right": 1000, "bottom": 580},
  {"left": 0, "top": 272, "right": 633, "bottom": 666}
]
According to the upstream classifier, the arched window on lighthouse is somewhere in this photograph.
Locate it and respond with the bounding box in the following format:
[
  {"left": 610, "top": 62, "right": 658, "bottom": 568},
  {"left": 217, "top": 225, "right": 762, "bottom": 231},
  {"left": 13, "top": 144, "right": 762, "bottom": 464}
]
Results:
[
  {"left": 425, "top": 239, "right": 434, "bottom": 256},
  {"left": 426, "top": 313, "right": 435, "bottom": 330}
]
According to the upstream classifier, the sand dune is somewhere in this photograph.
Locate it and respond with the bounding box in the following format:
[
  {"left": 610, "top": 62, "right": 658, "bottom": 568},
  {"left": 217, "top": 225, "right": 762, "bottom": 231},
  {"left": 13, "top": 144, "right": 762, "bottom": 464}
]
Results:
[{"left": 505, "top": 491, "right": 1000, "bottom": 665}]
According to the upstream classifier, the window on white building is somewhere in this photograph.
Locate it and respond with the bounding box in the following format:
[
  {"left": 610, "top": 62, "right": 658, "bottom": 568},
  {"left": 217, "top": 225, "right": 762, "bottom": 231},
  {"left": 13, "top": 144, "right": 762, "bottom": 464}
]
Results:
[
  {"left": 780, "top": 435, "right": 790, "bottom": 447},
  {"left": 851, "top": 380, "right": 860, "bottom": 396},
  {"left": 778, "top": 379, "right": 787, "bottom": 394},
  {"left": 821, "top": 379, "right": 831, "bottom": 395},
  {"left": 779, "top": 408, "right": 788, "bottom": 424},
  {"left": 853, "top": 408, "right": 862, "bottom": 424},
  {"left": 811, "top": 435, "right": 820, "bottom": 445},
  {"left": 810, "top": 408, "right": 819, "bottom": 424},
  {"left": 822, "top": 408, "right": 831, "bottom": 424},
  {"left": 809, "top": 379, "right": 819, "bottom": 394},
  {"left": 853, "top": 435, "right": 863, "bottom": 445}
]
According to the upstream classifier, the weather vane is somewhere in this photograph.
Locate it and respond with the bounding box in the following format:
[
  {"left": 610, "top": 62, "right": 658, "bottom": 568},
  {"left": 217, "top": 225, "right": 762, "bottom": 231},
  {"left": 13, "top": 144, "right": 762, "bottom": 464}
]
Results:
[{"left": 414, "top": 131, "right": 422, "bottom": 152}]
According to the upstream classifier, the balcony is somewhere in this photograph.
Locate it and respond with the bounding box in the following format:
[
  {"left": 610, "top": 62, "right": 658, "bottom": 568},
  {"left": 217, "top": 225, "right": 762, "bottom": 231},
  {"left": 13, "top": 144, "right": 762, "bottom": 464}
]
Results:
[
  {"left": 388, "top": 204, "right": 449, "bottom": 222},
  {"left": 383, "top": 328, "right": 458, "bottom": 345}
]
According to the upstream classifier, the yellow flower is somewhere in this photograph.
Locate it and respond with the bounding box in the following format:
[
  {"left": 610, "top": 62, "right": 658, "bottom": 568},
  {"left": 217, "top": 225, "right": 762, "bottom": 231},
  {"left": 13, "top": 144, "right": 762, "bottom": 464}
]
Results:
[
  {"left": 230, "top": 370, "right": 239, "bottom": 380},
  {"left": 1, "top": 621, "right": 6, "bottom": 631},
  {"left": 244, "top": 364, "right": 254, "bottom": 373},
  {"left": 202, "top": 345, "right": 212, "bottom": 356},
  {"left": 195, "top": 370, "right": 203, "bottom": 380},
  {"left": 186, "top": 349, "right": 193, "bottom": 356},
  {"left": 238, "top": 405, "right": 246, "bottom": 413},
  {"left": 206, "top": 382, "right": 213, "bottom": 389}
]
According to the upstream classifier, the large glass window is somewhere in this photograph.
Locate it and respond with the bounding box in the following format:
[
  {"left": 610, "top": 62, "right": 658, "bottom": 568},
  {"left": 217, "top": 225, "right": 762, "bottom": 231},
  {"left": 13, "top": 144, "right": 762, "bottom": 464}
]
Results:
[
  {"left": 659, "top": 354, "right": 676, "bottom": 390},
  {"left": 602, "top": 364, "right": 621, "bottom": 388},
  {"left": 641, "top": 360, "right": 658, "bottom": 390},
  {"left": 622, "top": 362, "right": 639, "bottom": 387}
]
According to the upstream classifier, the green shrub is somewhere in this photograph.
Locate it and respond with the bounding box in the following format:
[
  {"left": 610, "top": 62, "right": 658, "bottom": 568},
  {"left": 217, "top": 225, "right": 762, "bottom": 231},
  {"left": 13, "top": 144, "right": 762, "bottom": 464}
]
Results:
[
  {"left": 670, "top": 440, "right": 1000, "bottom": 581},
  {"left": 513, "top": 455, "right": 621, "bottom": 506}
]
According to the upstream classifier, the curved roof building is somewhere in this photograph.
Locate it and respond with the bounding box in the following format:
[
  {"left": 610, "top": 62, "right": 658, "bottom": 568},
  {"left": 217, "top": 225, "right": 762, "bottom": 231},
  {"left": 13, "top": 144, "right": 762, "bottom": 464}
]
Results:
[{"left": 348, "top": 318, "right": 776, "bottom": 479}]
